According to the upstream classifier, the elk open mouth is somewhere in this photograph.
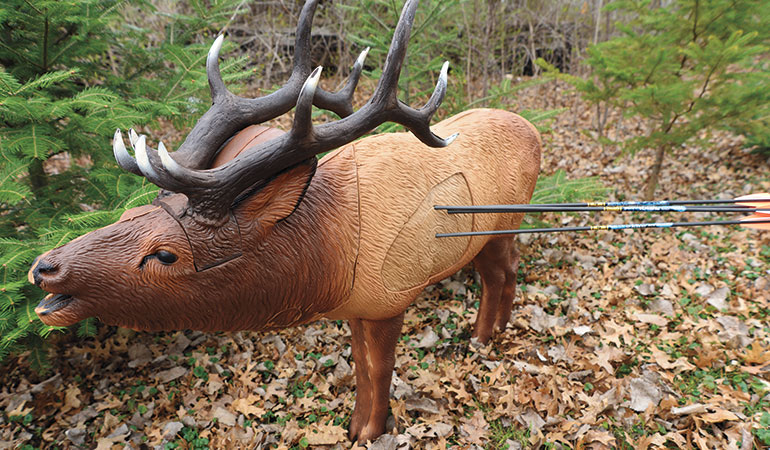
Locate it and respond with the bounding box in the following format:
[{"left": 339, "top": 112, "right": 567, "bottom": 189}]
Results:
[{"left": 35, "top": 293, "right": 75, "bottom": 318}]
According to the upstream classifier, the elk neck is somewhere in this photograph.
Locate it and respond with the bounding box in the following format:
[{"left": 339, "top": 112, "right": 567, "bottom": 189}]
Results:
[{"left": 231, "top": 147, "right": 360, "bottom": 331}]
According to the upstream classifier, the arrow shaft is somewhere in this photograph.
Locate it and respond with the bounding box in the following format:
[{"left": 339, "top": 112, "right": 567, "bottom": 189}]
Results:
[
  {"left": 436, "top": 218, "right": 770, "bottom": 238},
  {"left": 435, "top": 197, "right": 770, "bottom": 212},
  {"left": 439, "top": 205, "right": 766, "bottom": 214}
]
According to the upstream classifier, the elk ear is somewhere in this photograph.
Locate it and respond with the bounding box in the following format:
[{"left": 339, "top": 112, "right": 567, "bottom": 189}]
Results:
[{"left": 233, "top": 157, "right": 317, "bottom": 227}]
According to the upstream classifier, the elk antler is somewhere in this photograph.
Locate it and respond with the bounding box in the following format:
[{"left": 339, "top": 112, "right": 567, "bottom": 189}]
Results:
[
  {"left": 114, "top": 0, "right": 366, "bottom": 174},
  {"left": 117, "top": 0, "right": 456, "bottom": 225}
]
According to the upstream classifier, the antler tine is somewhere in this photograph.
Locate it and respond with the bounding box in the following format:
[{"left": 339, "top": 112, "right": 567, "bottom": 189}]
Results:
[
  {"left": 206, "top": 34, "right": 228, "bottom": 102},
  {"left": 369, "top": 0, "right": 417, "bottom": 106},
  {"left": 113, "top": 130, "right": 142, "bottom": 175},
  {"left": 128, "top": 128, "right": 140, "bottom": 148},
  {"left": 156, "top": 69, "right": 328, "bottom": 198},
  {"left": 313, "top": 47, "right": 370, "bottom": 118},
  {"left": 134, "top": 136, "right": 163, "bottom": 183},
  {"left": 125, "top": 134, "right": 195, "bottom": 195},
  {"left": 292, "top": 67, "right": 323, "bottom": 138},
  {"left": 391, "top": 60, "right": 458, "bottom": 147}
]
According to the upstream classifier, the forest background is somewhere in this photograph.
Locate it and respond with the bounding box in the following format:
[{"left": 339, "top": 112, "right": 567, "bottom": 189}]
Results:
[{"left": 1, "top": 0, "right": 769, "bottom": 448}]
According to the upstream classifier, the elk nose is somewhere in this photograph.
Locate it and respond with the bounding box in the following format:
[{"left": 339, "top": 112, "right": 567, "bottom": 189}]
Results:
[{"left": 28, "top": 256, "right": 59, "bottom": 286}]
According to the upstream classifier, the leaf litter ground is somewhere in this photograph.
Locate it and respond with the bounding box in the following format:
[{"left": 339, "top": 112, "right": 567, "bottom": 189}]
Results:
[{"left": 1, "top": 81, "right": 769, "bottom": 449}]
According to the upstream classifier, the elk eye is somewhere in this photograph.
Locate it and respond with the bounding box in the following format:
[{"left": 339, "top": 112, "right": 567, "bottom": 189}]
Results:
[{"left": 155, "top": 250, "right": 177, "bottom": 264}]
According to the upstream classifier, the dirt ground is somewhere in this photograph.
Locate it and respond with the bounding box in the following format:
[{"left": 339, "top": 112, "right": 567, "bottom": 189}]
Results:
[{"left": 1, "top": 80, "right": 769, "bottom": 449}]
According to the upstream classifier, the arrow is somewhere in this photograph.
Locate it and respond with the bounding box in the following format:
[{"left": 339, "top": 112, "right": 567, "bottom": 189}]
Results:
[
  {"left": 437, "top": 205, "right": 770, "bottom": 214},
  {"left": 435, "top": 193, "right": 770, "bottom": 214},
  {"left": 436, "top": 216, "right": 770, "bottom": 238}
]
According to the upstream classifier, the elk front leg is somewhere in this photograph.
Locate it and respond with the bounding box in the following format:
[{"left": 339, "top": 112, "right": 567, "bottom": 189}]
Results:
[{"left": 348, "top": 312, "right": 404, "bottom": 443}]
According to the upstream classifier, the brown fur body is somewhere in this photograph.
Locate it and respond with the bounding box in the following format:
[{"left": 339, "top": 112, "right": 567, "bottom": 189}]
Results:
[{"left": 30, "top": 108, "right": 540, "bottom": 442}]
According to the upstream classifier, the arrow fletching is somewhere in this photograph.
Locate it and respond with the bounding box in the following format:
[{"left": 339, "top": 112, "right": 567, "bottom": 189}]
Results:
[
  {"left": 740, "top": 214, "right": 770, "bottom": 230},
  {"left": 734, "top": 193, "right": 770, "bottom": 209}
]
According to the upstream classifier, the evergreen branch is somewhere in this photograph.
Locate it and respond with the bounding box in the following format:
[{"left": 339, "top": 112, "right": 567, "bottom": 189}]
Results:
[
  {"left": 97, "top": 0, "right": 131, "bottom": 20},
  {"left": 49, "top": 231, "right": 79, "bottom": 249},
  {"left": 0, "top": 188, "right": 31, "bottom": 204},
  {"left": 38, "top": 324, "right": 66, "bottom": 338},
  {"left": 0, "top": 249, "right": 37, "bottom": 271},
  {"left": 19, "top": 301, "right": 37, "bottom": 328},
  {"left": 27, "top": 344, "right": 51, "bottom": 372},
  {"left": 163, "top": 47, "right": 207, "bottom": 103},
  {"left": 14, "top": 70, "right": 73, "bottom": 96},
  {"left": 0, "top": 163, "right": 29, "bottom": 188},
  {"left": 21, "top": 0, "right": 42, "bottom": 14},
  {"left": 77, "top": 317, "right": 96, "bottom": 338},
  {"left": 122, "top": 187, "right": 158, "bottom": 209},
  {"left": 0, "top": 70, "right": 22, "bottom": 96},
  {"left": 48, "top": 38, "right": 81, "bottom": 68},
  {"left": 699, "top": 1, "right": 739, "bottom": 39},
  {"left": 0, "top": 41, "right": 43, "bottom": 70},
  {"left": 0, "top": 237, "right": 40, "bottom": 249},
  {"left": 65, "top": 210, "right": 117, "bottom": 227},
  {"left": 1, "top": 327, "right": 28, "bottom": 349}
]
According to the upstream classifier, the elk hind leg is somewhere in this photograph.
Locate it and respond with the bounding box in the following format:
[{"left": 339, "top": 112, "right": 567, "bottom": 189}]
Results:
[
  {"left": 472, "top": 237, "right": 520, "bottom": 343},
  {"left": 348, "top": 312, "right": 404, "bottom": 443}
]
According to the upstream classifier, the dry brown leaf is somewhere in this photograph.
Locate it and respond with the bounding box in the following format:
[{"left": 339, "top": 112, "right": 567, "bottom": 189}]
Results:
[
  {"left": 232, "top": 395, "right": 266, "bottom": 417},
  {"left": 694, "top": 347, "right": 721, "bottom": 369},
  {"left": 662, "top": 432, "right": 688, "bottom": 449},
  {"left": 583, "top": 428, "right": 615, "bottom": 446},
  {"left": 431, "top": 437, "right": 448, "bottom": 449},
  {"left": 95, "top": 397, "right": 124, "bottom": 412},
  {"left": 61, "top": 386, "right": 81, "bottom": 413},
  {"left": 699, "top": 408, "right": 740, "bottom": 423},
  {"left": 742, "top": 342, "right": 770, "bottom": 364},
  {"left": 601, "top": 321, "right": 634, "bottom": 347},
  {"left": 633, "top": 313, "right": 668, "bottom": 327},
  {"left": 739, "top": 362, "right": 770, "bottom": 375},
  {"left": 650, "top": 346, "right": 695, "bottom": 372},
  {"left": 303, "top": 424, "right": 347, "bottom": 445},
  {"left": 446, "top": 383, "right": 473, "bottom": 403},
  {"left": 595, "top": 345, "right": 625, "bottom": 374},
  {"left": 635, "top": 433, "right": 667, "bottom": 449},
  {"left": 670, "top": 403, "right": 707, "bottom": 416},
  {"left": 7, "top": 400, "right": 32, "bottom": 417},
  {"left": 94, "top": 439, "right": 116, "bottom": 450},
  {"left": 461, "top": 410, "right": 488, "bottom": 445}
]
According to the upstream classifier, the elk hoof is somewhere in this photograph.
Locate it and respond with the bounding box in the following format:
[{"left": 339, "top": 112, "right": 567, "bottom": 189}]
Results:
[
  {"left": 348, "top": 406, "right": 387, "bottom": 444},
  {"left": 349, "top": 423, "right": 386, "bottom": 445}
]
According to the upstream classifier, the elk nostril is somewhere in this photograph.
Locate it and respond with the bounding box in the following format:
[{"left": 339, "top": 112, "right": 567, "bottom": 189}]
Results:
[
  {"left": 31, "top": 259, "right": 59, "bottom": 286},
  {"left": 37, "top": 260, "right": 57, "bottom": 273}
]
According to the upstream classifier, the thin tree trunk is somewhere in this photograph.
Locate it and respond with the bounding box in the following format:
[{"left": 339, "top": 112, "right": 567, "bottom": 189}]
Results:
[
  {"left": 480, "top": 0, "right": 498, "bottom": 101},
  {"left": 593, "top": 0, "right": 603, "bottom": 45},
  {"left": 463, "top": 1, "right": 474, "bottom": 105},
  {"left": 644, "top": 145, "right": 667, "bottom": 200},
  {"left": 29, "top": 159, "right": 47, "bottom": 197},
  {"left": 527, "top": 17, "right": 538, "bottom": 76}
]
